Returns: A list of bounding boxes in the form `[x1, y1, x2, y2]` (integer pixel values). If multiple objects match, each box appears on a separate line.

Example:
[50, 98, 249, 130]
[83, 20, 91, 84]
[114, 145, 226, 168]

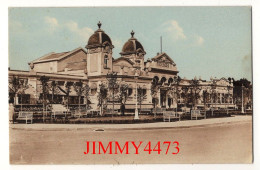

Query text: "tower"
[120, 30, 146, 70]
[85, 21, 114, 76]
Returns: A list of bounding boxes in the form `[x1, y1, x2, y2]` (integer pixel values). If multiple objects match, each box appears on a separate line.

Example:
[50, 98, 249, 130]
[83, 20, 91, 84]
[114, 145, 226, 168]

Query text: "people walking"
[120, 103, 125, 116]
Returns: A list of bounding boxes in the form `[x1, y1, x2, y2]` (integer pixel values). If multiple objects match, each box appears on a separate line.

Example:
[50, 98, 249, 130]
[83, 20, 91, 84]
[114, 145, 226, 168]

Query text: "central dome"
[120, 30, 145, 55]
[86, 21, 113, 49]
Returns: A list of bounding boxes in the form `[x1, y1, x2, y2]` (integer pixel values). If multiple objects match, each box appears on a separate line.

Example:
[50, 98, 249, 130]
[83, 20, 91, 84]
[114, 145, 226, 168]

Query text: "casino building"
[8, 22, 235, 114]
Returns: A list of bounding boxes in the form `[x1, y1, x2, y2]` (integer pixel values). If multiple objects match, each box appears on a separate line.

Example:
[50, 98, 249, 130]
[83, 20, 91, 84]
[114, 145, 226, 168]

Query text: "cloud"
[44, 16, 59, 32]
[163, 20, 186, 41]
[9, 20, 23, 33]
[65, 21, 93, 40]
[193, 35, 204, 46]
[43, 16, 94, 43]
[113, 39, 123, 48]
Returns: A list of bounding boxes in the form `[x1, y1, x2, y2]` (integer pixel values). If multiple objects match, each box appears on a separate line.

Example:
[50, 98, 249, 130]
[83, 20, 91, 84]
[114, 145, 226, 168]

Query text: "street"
[10, 117, 252, 164]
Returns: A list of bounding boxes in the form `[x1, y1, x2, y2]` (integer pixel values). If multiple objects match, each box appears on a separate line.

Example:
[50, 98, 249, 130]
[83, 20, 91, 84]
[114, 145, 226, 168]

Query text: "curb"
[10, 118, 252, 132]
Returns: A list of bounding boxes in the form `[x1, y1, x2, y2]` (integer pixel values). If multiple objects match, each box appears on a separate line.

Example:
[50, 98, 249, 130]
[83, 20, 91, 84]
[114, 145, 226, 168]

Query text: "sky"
[8, 7, 252, 81]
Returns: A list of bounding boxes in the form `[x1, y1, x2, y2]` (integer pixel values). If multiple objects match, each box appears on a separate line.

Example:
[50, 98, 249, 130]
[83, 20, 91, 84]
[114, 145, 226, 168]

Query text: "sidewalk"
[10, 115, 252, 131]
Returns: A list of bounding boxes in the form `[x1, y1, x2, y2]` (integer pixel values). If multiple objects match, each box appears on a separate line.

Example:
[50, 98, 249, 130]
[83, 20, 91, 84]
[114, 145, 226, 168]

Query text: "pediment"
[217, 78, 229, 85]
[152, 53, 176, 66]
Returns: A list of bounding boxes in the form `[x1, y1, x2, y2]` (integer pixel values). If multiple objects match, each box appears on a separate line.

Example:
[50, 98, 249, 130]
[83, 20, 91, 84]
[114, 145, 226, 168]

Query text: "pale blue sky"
[9, 7, 252, 81]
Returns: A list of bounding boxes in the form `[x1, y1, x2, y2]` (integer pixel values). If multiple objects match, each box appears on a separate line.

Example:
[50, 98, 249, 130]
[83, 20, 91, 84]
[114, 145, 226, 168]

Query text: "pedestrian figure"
[120, 103, 125, 116]
[9, 103, 14, 124]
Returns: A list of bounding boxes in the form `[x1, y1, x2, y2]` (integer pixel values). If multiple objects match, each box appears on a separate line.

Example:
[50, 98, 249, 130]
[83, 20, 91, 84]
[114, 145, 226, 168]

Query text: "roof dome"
[120, 30, 145, 55]
[86, 21, 113, 49]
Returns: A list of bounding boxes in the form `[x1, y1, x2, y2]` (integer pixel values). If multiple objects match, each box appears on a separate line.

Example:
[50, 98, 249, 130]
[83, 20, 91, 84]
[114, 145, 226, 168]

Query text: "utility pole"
[134, 71, 139, 120]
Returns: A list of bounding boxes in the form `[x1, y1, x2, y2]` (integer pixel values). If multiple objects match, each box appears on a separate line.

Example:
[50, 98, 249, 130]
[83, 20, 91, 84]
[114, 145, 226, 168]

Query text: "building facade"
[8, 22, 235, 113]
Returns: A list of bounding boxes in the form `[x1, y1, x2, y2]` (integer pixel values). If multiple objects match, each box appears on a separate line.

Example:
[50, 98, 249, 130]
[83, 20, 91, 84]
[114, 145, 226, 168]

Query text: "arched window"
[143, 89, 147, 95]
[91, 89, 97, 95]
[168, 78, 173, 84]
[160, 77, 167, 84]
[153, 76, 159, 84]
[128, 88, 133, 96]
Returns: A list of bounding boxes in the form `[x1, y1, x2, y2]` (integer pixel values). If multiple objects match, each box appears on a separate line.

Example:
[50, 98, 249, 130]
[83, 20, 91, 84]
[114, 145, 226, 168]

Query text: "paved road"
[10, 118, 252, 164]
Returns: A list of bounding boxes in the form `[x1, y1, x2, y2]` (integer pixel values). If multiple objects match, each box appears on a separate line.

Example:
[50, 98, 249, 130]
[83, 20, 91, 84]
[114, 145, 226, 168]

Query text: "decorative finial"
[97, 21, 102, 29]
[131, 30, 135, 38]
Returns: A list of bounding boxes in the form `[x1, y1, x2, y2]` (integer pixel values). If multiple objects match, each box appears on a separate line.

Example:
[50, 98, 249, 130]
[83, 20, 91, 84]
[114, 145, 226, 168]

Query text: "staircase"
[52, 104, 68, 112]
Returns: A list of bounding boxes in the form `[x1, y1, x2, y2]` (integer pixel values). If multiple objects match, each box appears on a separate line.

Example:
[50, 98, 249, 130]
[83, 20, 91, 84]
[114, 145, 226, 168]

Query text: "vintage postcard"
[8, 7, 252, 164]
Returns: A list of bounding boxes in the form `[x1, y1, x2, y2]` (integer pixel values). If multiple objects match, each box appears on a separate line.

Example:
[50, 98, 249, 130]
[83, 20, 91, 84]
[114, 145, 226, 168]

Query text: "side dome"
[86, 21, 113, 49]
[87, 32, 112, 46]
[120, 30, 146, 55]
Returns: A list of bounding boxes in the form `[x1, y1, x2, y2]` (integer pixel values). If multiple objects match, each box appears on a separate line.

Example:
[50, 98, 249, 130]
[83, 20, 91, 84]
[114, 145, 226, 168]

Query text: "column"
[134, 80, 139, 120]
[15, 94, 19, 105]
[166, 95, 169, 108]
[158, 88, 161, 108]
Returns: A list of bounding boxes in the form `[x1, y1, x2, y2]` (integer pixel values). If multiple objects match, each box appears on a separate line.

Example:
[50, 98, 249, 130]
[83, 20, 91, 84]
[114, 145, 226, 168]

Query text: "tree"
[49, 80, 59, 104]
[18, 79, 29, 111]
[202, 89, 210, 110]
[181, 86, 190, 108]
[39, 76, 50, 122]
[64, 81, 73, 114]
[84, 84, 90, 109]
[97, 82, 108, 116]
[190, 78, 202, 110]
[246, 84, 253, 110]
[209, 79, 218, 116]
[172, 76, 182, 111]
[232, 78, 252, 110]
[118, 83, 129, 104]
[73, 80, 84, 111]
[9, 76, 22, 106]
[137, 86, 146, 114]
[57, 81, 73, 115]
[107, 72, 118, 116]
[151, 77, 160, 108]
[225, 82, 232, 115]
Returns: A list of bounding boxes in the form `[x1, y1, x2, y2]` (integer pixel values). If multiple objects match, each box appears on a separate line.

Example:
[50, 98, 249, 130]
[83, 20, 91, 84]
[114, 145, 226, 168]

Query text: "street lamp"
[134, 71, 139, 120]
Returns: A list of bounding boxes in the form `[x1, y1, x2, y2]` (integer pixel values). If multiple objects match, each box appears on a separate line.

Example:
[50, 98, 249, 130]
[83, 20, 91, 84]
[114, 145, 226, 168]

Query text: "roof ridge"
[31, 47, 86, 64]
[29, 52, 55, 64]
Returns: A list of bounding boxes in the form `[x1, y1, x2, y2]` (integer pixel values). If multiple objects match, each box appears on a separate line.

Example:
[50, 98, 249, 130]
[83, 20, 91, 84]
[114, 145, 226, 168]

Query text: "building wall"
[33, 61, 57, 73]
[57, 50, 87, 72]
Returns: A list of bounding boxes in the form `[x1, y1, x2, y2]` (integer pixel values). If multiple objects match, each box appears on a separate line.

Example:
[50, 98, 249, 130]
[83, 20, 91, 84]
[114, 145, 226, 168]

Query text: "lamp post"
[134, 71, 139, 120]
